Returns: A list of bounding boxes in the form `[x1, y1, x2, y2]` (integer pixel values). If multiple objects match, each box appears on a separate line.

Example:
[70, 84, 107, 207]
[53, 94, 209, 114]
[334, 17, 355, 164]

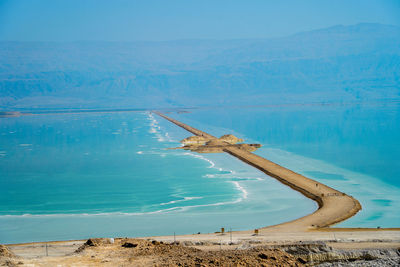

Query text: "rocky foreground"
[2, 238, 400, 266]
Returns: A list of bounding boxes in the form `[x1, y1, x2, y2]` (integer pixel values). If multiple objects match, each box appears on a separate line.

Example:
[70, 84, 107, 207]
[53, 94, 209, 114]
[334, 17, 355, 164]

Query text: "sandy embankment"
[154, 111, 362, 232]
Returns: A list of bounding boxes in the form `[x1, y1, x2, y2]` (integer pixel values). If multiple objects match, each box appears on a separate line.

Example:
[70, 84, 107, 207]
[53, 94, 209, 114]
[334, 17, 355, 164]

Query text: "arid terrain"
[2, 234, 400, 267]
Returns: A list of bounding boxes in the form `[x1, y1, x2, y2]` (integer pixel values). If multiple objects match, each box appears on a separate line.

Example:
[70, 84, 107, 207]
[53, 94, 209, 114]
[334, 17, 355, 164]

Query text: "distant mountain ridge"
[0, 23, 399, 109]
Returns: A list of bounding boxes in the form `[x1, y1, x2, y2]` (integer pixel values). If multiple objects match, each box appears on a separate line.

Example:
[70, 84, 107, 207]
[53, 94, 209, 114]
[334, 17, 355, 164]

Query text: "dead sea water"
[0, 111, 314, 244]
[1, 102, 399, 244]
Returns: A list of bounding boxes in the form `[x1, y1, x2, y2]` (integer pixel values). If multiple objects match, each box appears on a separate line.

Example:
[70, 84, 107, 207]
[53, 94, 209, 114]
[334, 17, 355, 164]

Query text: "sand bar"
[154, 111, 362, 232]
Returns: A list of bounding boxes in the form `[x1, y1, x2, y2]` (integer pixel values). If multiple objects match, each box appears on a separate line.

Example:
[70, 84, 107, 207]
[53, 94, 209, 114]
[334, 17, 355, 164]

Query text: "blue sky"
[0, 0, 399, 41]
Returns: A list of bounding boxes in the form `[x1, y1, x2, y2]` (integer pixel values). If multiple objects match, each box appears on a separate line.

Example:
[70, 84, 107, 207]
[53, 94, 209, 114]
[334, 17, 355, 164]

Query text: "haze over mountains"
[0, 23, 399, 110]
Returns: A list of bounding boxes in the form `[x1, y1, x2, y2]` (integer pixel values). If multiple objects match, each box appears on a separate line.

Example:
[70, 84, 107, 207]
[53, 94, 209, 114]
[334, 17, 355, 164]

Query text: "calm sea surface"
[0, 103, 399, 243]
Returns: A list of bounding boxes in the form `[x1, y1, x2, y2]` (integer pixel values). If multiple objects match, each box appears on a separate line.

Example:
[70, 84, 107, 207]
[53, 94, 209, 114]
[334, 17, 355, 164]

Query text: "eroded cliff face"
[279, 242, 400, 266]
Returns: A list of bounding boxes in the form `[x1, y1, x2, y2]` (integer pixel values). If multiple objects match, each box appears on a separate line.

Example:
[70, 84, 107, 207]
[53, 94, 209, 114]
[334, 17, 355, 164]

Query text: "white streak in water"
[0, 197, 244, 218]
[160, 196, 203, 206]
[232, 181, 248, 199]
[182, 152, 215, 168]
[19, 144, 32, 147]
[146, 113, 173, 143]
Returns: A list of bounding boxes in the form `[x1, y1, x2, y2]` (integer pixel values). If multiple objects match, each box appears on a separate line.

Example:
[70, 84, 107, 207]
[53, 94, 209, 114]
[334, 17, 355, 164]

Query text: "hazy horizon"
[0, 22, 398, 44]
[1, 0, 400, 42]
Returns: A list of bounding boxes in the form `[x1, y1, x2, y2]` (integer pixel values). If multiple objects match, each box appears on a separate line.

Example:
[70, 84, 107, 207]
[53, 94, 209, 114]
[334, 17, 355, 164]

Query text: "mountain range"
[0, 23, 399, 110]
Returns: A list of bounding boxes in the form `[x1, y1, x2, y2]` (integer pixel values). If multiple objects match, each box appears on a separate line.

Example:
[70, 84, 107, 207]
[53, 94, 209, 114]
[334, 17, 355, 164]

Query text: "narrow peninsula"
[154, 111, 362, 232]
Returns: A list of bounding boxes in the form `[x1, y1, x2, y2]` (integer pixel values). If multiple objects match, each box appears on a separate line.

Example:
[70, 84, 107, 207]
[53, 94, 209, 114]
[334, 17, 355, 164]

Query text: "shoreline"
[4, 230, 400, 266]
[5, 227, 400, 247]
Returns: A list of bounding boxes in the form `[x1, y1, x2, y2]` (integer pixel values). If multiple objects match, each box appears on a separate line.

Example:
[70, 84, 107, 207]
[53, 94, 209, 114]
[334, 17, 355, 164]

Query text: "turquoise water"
[0, 103, 399, 244]
[0, 111, 314, 244]
[0, 113, 238, 215]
